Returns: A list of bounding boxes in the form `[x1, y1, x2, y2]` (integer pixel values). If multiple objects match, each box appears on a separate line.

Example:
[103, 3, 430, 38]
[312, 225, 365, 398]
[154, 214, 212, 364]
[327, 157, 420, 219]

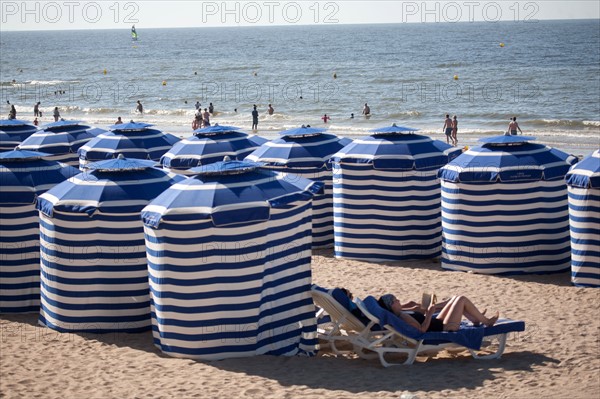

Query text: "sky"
[1, 0, 599, 31]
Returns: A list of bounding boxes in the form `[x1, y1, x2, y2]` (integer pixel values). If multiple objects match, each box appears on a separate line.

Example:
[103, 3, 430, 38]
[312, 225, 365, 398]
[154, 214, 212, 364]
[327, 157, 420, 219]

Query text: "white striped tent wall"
[144, 201, 317, 360]
[441, 179, 571, 274]
[260, 167, 333, 249]
[568, 186, 600, 287]
[0, 205, 41, 313]
[332, 163, 442, 261]
[38, 211, 151, 332]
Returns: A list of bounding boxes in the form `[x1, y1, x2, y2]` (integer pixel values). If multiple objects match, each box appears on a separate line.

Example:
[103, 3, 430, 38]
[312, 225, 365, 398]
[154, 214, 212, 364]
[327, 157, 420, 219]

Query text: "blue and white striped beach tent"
[36, 156, 184, 332]
[0, 150, 78, 313]
[330, 124, 462, 261]
[141, 159, 322, 360]
[17, 119, 105, 166]
[0, 119, 38, 151]
[245, 125, 351, 248]
[566, 149, 600, 286]
[79, 121, 180, 169]
[438, 134, 578, 274]
[160, 124, 266, 175]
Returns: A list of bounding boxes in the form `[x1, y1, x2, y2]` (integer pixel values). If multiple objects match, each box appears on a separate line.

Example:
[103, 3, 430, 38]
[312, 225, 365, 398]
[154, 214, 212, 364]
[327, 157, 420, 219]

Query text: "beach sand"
[1, 250, 598, 399]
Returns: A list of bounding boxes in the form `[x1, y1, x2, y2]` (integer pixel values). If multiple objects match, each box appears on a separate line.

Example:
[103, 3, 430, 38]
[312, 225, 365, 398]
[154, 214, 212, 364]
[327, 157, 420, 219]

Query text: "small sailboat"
[131, 25, 138, 41]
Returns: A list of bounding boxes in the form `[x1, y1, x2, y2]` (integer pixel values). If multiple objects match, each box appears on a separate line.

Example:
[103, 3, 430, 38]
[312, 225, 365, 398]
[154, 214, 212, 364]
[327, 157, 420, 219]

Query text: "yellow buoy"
[162, 80, 167, 86]
[500, 42, 505, 47]
[103, 69, 107, 75]
[453, 74, 459, 80]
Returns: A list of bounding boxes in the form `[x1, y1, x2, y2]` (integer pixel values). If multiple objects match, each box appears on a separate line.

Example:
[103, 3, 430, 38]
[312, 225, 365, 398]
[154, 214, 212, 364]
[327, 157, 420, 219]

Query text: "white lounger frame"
[354, 298, 510, 367]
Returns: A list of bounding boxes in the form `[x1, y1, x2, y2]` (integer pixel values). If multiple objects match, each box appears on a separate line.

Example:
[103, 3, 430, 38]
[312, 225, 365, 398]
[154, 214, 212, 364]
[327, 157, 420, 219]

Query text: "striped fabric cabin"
[330, 125, 461, 262]
[438, 135, 578, 275]
[141, 160, 322, 360]
[78, 121, 179, 169]
[566, 149, 600, 287]
[0, 119, 38, 151]
[160, 124, 266, 174]
[36, 156, 184, 332]
[0, 150, 78, 313]
[246, 126, 351, 248]
[17, 119, 105, 166]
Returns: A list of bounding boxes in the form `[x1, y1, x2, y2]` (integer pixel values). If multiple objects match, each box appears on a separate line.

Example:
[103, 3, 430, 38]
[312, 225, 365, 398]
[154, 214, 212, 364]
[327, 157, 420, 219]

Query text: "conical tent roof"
[438, 135, 578, 182]
[161, 124, 266, 170]
[245, 126, 351, 167]
[79, 121, 180, 165]
[566, 149, 600, 188]
[0, 150, 78, 205]
[142, 160, 323, 228]
[331, 125, 461, 170]
[0, 119, 38, 144]
[17, 120, 105, 159]
[37, 156, 185, 217]
[0, 130, 20, 152]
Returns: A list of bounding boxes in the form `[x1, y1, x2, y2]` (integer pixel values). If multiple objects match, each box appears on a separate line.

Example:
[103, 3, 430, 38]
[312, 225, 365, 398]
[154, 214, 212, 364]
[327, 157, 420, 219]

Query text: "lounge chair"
[354, 296, 526, 367]
[311, 286, 382, 358]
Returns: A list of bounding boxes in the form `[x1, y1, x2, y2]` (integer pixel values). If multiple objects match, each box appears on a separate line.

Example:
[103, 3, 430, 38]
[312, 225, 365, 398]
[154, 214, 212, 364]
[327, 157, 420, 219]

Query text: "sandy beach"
[1, 249, 598, 399]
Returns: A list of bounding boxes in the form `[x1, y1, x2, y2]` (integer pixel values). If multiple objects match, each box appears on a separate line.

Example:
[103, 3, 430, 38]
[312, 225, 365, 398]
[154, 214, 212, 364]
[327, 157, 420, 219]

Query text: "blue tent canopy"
[42, 119, 84, 129]
[17, 120, 105, 165]
[143, 160, 323, 228]
[331, 133, 461, 170]
[193, 124, 244, 135]
[0, 119, 38, 147]
[161, 125, 266, 171]
[37, 157, 184, 217]
[277, 125, 327, 138]
[109, 121, 154, 131]
[79, 125, 180, 166]
[370, 123, 419, 135]
[246, 130, 351, 168]
[0, 150, 78, 205]
[566, 149, 600, 188]
[439, 136, 578, 182]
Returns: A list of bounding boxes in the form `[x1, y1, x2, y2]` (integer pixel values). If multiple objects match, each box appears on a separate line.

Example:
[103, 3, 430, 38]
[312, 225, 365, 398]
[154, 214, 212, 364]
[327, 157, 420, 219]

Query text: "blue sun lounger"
[354, 296, 526, 367]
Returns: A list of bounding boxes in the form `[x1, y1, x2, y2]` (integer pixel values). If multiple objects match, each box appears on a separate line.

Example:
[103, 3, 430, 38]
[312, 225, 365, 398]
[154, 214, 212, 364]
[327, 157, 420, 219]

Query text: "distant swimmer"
[362, 103, 371, 117]
[8, 104, 16, 120]
[507, 116, 523, 135]
[321, 114, 330, 123]
[33, 101, 41, 117]
[136, 100, 143, 115]
[195, 101, 201, 110]
[267, 104, 274, 115]
[115, 116, 123, 124]
[251, 105, 259, 130]
[209, 102, 214, 114]
[443, 114, 453, 145]
[350, 113, 354, 119]
[53, 106, 60, 122]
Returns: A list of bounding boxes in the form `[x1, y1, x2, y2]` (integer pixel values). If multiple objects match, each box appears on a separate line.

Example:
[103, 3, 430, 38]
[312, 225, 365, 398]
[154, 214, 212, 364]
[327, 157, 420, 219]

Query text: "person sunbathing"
[378, 294, 498, 333]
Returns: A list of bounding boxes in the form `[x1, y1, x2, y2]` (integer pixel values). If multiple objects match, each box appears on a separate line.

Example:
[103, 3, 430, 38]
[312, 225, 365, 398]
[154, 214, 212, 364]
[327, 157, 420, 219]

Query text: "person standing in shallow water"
[443, 114, 453, 145]
[251, 105, 259, 130]
[508, 117, 523, 135]
[451, 115, 458, 146]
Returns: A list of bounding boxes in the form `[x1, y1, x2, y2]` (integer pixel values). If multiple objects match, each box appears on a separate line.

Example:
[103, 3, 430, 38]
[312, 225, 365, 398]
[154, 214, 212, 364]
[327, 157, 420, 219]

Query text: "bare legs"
[436, 296, 499, 331]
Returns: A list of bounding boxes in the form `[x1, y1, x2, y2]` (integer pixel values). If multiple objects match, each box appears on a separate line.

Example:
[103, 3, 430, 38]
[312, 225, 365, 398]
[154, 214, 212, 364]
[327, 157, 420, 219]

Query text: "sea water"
[1, 20, 598, 155]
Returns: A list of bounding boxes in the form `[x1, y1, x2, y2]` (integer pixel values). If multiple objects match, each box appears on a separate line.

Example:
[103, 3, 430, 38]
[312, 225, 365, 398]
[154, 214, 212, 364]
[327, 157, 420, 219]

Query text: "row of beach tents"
[1, 118, 598, 360]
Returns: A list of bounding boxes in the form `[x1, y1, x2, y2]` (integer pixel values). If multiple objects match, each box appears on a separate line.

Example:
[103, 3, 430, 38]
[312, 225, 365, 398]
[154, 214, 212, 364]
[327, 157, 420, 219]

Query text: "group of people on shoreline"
[7, 101, 62, 126]
[443, 114, 523, 147]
